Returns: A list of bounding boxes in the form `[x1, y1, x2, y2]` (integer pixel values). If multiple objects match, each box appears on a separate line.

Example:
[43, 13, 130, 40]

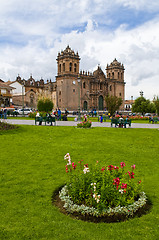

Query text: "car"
[128, 113, 136, 116]
[144, 113, 151, 117]
[18, 108, 32, 115]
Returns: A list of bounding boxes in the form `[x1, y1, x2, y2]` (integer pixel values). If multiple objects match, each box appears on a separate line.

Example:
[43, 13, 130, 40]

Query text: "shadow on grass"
[52, 186, 152, 223]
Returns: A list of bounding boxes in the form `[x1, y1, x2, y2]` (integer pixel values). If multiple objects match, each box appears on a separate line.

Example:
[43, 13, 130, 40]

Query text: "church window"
[69, 62, 72, 71]
[109, 73, 110, 78]
[73, 89, 75, 92]
[83, 82, 85, 88]
[112, 72, 114, 78]
[59, 91, 61, 95]
[30, 80, 34, 85]
[121, 73, 123, 79]
[118, 72, 119, 79]
[119, 92, 121, 96]
[110, 85, 112, 91]
[100, 83, 102, 90]
[59, 64, 61, 72]
[63, 63, 65, 71]
[74, 63, 77, 72]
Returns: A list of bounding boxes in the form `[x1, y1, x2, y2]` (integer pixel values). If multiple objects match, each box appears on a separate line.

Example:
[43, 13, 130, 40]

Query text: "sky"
[0, 0, 159, 100]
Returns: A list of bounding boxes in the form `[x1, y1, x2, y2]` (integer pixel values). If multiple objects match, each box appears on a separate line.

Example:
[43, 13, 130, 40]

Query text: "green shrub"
[28, 112, 36, 118]
[37, 98, 53, 112]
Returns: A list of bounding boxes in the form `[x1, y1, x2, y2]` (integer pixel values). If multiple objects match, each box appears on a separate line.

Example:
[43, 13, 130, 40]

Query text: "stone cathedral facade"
[7, 45, 125, 111]
[56, 45, 125, 111]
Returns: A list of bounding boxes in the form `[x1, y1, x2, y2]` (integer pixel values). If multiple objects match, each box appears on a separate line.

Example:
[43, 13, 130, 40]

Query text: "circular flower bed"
[59, 185, 147, 218]
[53, 153, 150, 222]
[77, 115, 92, 128]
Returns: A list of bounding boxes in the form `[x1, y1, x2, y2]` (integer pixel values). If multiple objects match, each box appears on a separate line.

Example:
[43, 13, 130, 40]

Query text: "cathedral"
[5, 45, 125, 111]
[56, 45, 125, 111]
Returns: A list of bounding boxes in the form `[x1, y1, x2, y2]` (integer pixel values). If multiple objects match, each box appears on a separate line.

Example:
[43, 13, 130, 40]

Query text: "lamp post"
[77, 76, 81, 121]
[140, 90, 143, 97]
[87, 90, 89, 114]
[22, 82, 24, 116]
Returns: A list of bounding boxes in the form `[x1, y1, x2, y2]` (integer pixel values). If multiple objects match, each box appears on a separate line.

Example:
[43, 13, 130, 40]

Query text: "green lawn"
[0, 126, 159, 240]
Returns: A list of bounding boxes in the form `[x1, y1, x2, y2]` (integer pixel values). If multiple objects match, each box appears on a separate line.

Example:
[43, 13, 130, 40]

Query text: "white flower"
[83, 166, 90, 174]
[119, 189, 124, 194]
[64, 153, 71, 165]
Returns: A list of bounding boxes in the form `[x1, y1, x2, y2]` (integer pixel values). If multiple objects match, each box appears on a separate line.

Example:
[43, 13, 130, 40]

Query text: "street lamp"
[140, 90, 144, 97]
[87, 90, 89, 114]
[22, 81, 25, 116]
[77, 76, 81, 121]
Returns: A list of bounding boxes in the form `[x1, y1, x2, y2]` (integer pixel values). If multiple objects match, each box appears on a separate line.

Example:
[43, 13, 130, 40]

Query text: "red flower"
[138, 180, 141, 184]
[128, 171, 135, 179]
[108, 165, 114, 171]
[121, 183, 127, 189]
[114, 166, 119, 170]
[120, 162, 126, 168]
[101, 167, 105, 171]
[113, 177, 120, 190]
[72, 162, 77, 170]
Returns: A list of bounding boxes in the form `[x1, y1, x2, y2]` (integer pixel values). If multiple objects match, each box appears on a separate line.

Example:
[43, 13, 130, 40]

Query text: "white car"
[18, 108, 32, 115]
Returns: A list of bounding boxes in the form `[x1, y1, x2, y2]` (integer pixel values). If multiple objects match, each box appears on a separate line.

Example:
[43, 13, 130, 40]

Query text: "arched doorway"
[98, 95, 103, 110]
[83, 101, 87, 110]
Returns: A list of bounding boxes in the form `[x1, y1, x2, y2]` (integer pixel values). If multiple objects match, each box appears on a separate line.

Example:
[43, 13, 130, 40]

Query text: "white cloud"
[0, 0, 159, 100]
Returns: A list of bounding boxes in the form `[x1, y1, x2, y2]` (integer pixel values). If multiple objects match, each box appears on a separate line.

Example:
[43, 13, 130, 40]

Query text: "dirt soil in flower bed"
[0, 121, 18, 131]
[52, 187, 152, 223]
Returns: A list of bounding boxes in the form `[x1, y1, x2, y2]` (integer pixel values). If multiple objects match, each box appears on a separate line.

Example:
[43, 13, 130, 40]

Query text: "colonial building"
[0, 80, 14, 107]
[9, 75, 56, 109]
[4, 45, 125, 111]
[56, 45, 125, 111]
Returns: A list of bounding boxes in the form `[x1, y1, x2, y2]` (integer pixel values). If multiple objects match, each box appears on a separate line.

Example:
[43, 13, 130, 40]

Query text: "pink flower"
[120, 162, 126, 168]
[131, 164, 135, 170]
[114, 166, 119, 170]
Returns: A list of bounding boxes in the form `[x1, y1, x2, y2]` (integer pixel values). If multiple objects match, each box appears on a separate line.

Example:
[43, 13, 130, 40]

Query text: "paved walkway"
[2, 119, 159, 129]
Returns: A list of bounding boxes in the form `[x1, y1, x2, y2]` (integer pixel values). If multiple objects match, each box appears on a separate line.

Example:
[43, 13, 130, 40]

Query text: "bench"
[149, 117, 159, 124]
[111, 118, 131, 128]
[111, 118, 118, 127]
[35, 116, 56, 126]
[123, 119, 131, 128]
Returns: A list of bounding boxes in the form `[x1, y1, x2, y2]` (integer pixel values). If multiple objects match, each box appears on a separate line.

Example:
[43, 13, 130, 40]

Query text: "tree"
[105, 95, 122, 116]
[153, 96, 159, 115]
[37, 97, 53, 112]
[132, 97, 156, 114]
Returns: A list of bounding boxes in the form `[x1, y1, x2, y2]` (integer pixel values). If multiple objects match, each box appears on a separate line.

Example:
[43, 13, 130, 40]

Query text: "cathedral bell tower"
[56, 46, 80, 110]
[106, 58, 125, 109]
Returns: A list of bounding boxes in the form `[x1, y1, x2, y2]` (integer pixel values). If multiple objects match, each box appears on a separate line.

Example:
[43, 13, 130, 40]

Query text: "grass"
[0, 125, 159, 240]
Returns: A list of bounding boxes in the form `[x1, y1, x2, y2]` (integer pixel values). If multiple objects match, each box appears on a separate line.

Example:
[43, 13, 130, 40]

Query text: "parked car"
[18, 108, 32, 115]
[144, 113, 151, 117]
